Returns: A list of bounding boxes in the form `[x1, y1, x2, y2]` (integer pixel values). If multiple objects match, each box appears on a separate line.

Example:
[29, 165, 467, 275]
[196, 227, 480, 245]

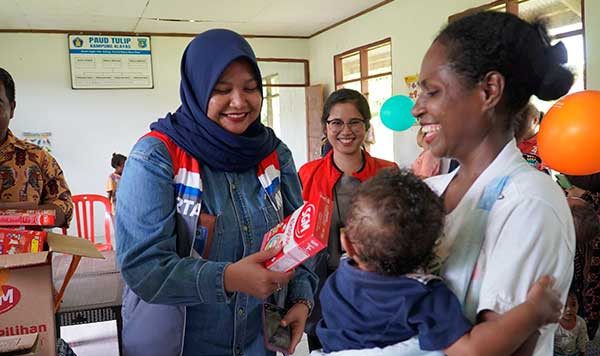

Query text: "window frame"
[257, 58, 310, 87]
[448, 0, 586, 89]
[261, 74, 280, 128]
[333, 38, 392, 96]
[449, 0, 519, 22]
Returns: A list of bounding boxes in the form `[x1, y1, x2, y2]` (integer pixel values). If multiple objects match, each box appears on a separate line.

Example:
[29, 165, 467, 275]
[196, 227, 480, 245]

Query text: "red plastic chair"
[62, 194, 113, 251]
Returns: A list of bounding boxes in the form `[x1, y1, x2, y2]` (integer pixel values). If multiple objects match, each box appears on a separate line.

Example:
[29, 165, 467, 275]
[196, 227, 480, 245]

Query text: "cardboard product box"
[0, 233, 104, 356]
[261, 195, 332, 272]
[0, 210, 56, 227]
[0, 229, 47, 255]
[0, 333, 39, 355]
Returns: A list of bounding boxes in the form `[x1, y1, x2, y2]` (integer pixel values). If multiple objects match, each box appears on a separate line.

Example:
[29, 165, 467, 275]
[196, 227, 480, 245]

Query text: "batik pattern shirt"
[0, 130, 72, 226]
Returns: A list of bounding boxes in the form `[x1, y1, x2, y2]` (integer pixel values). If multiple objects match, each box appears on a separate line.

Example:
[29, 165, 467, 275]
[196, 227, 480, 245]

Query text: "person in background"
[515, 103, 548, 173]
[0, 67, 72, 228]
[116, 29, 316, 356]
[411, 126, 441, 179]
[298, 88, 397, 351]
[568, 173, 600, 194]
[566, 173, 600, 213]
[412, 11, 575, 355]
[554, 290, 589, 356]
[569, 197, 600, 339]
[0, 68, 75, 355]
[106, 152, 126, 214]
[316, 169, 562, 355]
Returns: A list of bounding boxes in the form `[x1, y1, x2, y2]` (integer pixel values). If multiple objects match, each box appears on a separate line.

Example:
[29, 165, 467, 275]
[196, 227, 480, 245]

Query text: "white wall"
[277, 87, 308, 167]
[0, 33, 309, 196]
[585, 0, 600, 90]
[308, 0, 600, 168]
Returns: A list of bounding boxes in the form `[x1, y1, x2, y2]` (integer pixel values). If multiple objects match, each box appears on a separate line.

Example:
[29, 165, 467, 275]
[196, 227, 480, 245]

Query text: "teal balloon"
[380, 95, 416, 131]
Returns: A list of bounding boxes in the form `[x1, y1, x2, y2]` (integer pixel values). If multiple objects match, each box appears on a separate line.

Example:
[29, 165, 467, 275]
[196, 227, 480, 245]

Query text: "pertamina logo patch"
[294, 204, 315, 239]
[0, 285, 21, 315]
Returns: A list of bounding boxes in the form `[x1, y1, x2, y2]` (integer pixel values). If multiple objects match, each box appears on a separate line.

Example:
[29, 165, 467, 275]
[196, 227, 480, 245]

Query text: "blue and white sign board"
[68, 35, 153, 89]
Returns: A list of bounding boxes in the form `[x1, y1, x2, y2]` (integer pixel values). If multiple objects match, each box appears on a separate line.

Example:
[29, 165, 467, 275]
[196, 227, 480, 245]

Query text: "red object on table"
[0, 209, 55, 226]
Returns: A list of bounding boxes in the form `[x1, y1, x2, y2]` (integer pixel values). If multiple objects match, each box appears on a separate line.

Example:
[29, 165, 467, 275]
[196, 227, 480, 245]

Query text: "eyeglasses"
[326, 119, 366, 133]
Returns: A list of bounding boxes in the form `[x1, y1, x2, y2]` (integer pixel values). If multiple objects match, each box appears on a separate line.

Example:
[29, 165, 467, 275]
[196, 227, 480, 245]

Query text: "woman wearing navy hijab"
[116, 29, 317, 356]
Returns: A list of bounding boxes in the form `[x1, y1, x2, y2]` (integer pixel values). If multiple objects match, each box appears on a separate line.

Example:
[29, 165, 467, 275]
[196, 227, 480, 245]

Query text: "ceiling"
[519, 0, 582, 31]
[0, 0, 390, 37]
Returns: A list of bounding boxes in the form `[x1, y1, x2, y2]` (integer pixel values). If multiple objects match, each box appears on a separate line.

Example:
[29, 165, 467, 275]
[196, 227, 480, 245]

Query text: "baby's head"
[342, 168, 445, 276]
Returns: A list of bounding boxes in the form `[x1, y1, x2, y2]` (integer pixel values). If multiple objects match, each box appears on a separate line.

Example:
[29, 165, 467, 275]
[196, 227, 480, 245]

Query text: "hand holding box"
[261, 195, 332, 272]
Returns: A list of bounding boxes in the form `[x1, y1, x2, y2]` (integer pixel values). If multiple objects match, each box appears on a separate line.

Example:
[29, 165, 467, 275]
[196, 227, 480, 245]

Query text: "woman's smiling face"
[325, 102, 367, 156]
[411, 41, 489, 160]
[206, 59, 262, 135]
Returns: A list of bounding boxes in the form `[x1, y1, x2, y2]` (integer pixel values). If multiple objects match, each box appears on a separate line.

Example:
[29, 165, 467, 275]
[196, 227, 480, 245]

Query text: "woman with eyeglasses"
[298, 88, 397, 351]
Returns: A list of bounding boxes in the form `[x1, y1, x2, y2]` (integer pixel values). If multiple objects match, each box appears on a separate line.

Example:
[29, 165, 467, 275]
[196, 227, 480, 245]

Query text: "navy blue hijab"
[150, 29, 280, 172]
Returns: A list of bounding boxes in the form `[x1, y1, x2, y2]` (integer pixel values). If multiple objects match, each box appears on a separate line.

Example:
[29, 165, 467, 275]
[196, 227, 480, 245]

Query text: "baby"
[316, 168, 562, 355]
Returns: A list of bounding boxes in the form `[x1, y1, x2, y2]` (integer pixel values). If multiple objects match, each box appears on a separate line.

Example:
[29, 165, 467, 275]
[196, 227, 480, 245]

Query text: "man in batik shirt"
[0, 67, 72, 227]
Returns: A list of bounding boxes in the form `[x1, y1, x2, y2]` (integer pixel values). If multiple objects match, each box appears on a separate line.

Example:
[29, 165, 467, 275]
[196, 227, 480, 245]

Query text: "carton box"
[0, 333, 38, 355]
[0, 229, 47, 255]
[0, 210, 56, 227]
[261, 195, 332, 272]
[0, 233, 104, 356]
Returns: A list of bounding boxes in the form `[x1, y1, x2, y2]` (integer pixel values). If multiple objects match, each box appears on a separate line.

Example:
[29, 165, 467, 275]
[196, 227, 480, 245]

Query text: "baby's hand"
[525, 275, 562, 326]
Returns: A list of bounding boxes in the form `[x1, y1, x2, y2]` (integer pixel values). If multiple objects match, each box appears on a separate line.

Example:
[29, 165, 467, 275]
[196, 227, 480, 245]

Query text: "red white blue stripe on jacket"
[257, 150, 283, 214]
[175, 167, 203, 217]
[144, 131, 283, 254]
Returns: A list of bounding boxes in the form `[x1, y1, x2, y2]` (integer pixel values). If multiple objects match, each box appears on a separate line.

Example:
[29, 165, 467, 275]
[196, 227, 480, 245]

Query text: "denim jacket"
[116, 136, 317, 356]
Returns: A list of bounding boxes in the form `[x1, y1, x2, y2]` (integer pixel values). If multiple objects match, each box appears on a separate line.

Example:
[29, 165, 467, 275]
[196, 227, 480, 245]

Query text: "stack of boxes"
[0, 210, 55, 255]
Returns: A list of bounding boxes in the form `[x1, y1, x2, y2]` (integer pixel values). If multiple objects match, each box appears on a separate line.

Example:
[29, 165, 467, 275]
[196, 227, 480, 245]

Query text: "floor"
[61, 322, 311, 356]
[61, 321, 119, 356]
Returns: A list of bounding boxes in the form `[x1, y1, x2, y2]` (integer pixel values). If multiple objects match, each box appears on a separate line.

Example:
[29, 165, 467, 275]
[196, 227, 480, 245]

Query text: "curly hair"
[111, 153, 127, 169]
[344, 168, 445, 276]
[436, 11, 573, 130]
[570, 201, 600, 244]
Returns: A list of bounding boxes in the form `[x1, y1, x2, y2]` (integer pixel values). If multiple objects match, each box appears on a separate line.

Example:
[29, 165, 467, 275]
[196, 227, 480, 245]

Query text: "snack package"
[0, 209, 56, 226]
[0, 228, 47, 255]
[261, 195, 332, 272]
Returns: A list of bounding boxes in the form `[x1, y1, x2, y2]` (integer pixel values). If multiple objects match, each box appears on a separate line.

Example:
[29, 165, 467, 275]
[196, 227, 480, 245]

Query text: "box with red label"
[0, 233, 104, 355]
[0, 229, 47, 255]
[261, 195, 332, 272]
[0, 210, 55, 227]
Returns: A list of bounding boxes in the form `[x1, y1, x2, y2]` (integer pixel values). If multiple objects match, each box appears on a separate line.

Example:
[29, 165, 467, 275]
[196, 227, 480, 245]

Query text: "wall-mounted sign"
[68, 35, 153, 89]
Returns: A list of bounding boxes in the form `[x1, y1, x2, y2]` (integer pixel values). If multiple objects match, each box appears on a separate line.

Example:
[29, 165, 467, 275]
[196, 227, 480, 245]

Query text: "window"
[334, 39, 394, 161]
[518, 0, 585, 111]
[261, 74, 280, 131]
[448, 0, 517, 22]
[450, 0, 585, 112]
[257, 58, 309, 136]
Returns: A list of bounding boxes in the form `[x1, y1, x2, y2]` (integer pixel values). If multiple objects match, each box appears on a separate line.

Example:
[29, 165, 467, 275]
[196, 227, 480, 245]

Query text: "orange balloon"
[538, 90, 600, 175]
